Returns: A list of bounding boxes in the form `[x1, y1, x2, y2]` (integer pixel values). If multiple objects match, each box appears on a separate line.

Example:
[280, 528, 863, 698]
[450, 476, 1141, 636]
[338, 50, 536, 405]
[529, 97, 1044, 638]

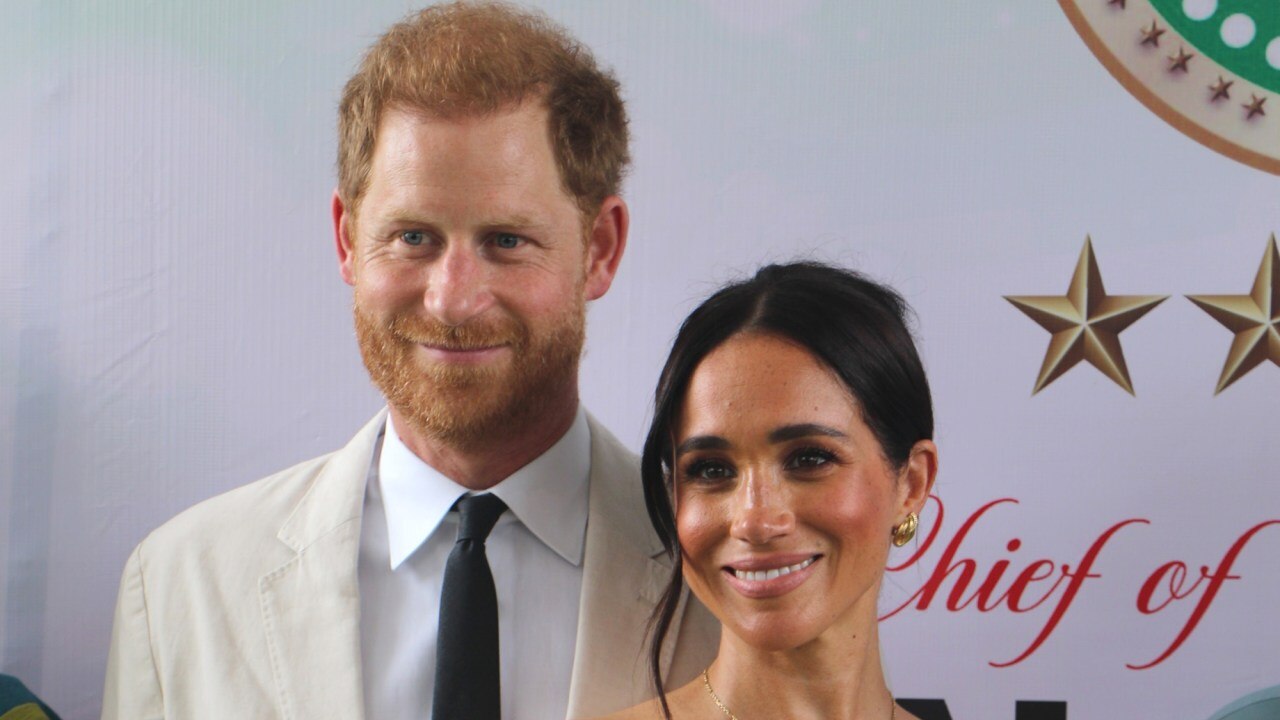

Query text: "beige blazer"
[102, 410, 718, 719]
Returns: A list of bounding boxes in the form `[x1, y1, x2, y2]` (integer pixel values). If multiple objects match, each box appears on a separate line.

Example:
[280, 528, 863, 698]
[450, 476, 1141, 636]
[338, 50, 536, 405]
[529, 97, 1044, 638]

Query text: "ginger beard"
[354, 288, 586, 449]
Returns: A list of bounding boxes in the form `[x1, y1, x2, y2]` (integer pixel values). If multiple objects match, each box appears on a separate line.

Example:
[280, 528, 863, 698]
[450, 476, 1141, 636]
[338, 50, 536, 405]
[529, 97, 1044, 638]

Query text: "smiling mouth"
[419, 343, 504, 352]
[727, 556, 819, 582]
[411, 343, 511, 367]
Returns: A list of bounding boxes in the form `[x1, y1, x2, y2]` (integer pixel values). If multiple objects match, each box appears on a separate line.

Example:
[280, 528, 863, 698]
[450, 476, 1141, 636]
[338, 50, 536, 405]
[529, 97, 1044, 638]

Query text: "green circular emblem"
[1061, 0, 1280, 174]
[1150, 0, 1280, 92]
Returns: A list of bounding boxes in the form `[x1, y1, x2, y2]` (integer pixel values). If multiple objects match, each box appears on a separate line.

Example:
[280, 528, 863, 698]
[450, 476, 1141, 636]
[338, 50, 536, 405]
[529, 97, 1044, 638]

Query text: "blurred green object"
[1207, 685, 1280, 720]
[0, 676, 60, 720]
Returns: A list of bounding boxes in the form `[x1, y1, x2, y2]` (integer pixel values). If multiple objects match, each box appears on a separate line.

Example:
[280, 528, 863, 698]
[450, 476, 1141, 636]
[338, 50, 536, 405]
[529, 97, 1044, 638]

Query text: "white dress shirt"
[358, 408, 590, 720]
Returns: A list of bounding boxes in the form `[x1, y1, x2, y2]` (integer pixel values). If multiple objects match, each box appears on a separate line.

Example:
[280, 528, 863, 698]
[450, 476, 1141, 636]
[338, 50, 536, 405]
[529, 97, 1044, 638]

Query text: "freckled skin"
[607, 331, 937, 720]
[352, 103, 592, 309]
[675, 332, 905, 652]
[330, 101, 628, 487]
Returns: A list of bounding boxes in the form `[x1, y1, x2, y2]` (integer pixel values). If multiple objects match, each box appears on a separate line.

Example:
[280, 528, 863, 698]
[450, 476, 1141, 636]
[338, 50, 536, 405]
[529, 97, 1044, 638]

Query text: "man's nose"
[729, 473, 795, 545]
[423, 244, 496, 326]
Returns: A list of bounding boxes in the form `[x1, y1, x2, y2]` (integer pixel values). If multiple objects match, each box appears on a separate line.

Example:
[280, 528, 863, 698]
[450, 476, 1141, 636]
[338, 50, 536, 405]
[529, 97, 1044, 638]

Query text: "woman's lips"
[721, 554, 822, 599]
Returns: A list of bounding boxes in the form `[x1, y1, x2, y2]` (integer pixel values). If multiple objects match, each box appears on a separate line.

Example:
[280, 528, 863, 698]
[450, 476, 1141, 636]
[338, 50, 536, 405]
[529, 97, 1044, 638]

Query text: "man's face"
[336, 102, 619, 447]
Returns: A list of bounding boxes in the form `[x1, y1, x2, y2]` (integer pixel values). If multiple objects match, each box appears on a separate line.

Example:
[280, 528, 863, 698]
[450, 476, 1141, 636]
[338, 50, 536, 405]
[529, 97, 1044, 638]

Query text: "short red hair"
[337, 1, 630, 217]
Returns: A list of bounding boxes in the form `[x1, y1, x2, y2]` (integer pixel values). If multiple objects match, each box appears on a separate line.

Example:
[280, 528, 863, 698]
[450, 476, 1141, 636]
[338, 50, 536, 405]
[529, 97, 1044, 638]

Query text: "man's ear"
[583, 196, 629, 301]
[896, 439, 939, 519]
[333, 189, 357, 286]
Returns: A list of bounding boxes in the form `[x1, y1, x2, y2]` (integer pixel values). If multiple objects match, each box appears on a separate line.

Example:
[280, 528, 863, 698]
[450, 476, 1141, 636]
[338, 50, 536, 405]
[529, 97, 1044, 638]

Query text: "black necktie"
[433, 493, 507, 720]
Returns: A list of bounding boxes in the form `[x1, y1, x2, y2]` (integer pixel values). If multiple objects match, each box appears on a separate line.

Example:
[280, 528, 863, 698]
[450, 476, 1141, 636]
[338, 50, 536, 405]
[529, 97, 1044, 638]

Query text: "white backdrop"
[2, 2, 1278, 718]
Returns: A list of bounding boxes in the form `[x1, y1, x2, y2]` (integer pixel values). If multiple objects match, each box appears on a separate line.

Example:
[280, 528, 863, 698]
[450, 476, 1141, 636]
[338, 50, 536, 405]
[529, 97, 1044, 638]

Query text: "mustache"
[386, 314, 524, 350]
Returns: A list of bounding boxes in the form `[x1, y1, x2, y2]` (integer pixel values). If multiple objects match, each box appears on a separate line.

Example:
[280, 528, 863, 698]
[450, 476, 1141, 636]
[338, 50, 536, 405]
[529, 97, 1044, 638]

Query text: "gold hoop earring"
[891, 513, 918, 547]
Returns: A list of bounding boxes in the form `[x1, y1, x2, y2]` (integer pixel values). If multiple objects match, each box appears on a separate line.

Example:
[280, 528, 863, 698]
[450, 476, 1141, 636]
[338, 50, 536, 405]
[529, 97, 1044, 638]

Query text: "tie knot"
[454, 493, 507, 542]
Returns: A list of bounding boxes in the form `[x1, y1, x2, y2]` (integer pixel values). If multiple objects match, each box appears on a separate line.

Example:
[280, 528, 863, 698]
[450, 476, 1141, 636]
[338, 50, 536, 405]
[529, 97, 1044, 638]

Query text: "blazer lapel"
[259, 410, 386, 720]
[565, 416, 693, 719]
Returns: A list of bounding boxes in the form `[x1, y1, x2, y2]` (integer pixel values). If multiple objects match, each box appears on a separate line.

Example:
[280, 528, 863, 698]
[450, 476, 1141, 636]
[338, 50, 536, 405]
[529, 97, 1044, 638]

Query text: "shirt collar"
[378, 407, 591, 570]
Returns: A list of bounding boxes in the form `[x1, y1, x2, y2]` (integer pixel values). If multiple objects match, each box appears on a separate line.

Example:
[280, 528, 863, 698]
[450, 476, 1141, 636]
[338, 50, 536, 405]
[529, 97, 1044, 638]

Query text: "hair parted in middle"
[337, 0, 630, 219]
[640, 261, 935, 719]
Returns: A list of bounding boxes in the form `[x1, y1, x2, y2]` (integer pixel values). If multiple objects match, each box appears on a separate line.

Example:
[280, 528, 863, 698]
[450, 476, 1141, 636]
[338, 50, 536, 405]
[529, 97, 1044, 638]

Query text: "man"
[102, 3, 717, 718]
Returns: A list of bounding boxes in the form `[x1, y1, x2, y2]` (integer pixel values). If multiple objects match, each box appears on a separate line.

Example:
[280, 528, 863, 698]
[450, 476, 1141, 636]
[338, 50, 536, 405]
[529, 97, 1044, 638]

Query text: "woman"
[604, 262, 938, 720]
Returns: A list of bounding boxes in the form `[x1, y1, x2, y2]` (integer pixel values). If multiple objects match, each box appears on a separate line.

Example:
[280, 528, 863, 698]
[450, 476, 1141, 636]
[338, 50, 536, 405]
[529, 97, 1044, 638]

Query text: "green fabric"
[0, 676, 58, 720]
[0, 703, 50, 720]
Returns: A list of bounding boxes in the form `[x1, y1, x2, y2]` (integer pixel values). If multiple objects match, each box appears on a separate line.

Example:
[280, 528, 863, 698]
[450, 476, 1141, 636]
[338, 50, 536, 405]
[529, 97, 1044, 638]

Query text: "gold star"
[1187, 235, 1280, 394]
[1243, 94, 1267, 119]
[1140, 20, 1166, 47]
[1209, 76, 1234, 102]
[1006, 237, 1167, 395]
[1168, 47, 1193, 73]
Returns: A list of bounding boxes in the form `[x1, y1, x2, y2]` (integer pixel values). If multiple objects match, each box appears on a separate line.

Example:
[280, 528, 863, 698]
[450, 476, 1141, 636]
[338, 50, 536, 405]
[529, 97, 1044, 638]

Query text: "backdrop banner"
[2, 2, 1276, 718]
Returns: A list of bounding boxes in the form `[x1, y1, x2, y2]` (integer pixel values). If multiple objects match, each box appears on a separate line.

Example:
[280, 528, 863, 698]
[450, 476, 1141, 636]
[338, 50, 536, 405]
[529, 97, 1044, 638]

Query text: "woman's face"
[674, 332, 914, 651]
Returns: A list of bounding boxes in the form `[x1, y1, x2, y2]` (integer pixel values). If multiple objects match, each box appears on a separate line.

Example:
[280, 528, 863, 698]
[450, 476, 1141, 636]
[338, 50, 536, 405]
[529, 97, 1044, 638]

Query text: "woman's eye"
[787, 448, 835, 470]
[683, 459, 734, 482]
[493, 232, 522, 249]
[400, 231, 426, 246]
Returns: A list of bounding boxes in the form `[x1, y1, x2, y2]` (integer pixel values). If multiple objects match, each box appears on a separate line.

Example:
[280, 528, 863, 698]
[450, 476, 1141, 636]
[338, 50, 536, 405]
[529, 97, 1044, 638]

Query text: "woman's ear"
[897, 439, 939, 517]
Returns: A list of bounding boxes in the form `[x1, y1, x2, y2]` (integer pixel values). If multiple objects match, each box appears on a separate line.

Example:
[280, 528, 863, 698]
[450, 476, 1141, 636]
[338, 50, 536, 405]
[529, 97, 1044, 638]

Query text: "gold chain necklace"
[701, 668, 895, 720]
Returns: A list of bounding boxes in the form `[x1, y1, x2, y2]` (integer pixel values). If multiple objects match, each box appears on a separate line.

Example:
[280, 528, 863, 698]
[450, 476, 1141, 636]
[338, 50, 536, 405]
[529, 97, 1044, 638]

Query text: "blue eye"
[400, 231, 426, 246]
[493, 233, 522, 249]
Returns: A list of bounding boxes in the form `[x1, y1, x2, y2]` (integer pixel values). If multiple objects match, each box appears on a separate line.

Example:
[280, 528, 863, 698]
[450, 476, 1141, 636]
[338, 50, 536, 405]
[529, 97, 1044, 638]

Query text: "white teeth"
[733, 557, 815, 582]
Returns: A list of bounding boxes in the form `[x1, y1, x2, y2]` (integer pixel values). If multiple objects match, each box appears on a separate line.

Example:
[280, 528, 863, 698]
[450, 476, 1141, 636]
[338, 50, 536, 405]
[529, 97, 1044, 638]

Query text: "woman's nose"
[729, 475, 795, 545]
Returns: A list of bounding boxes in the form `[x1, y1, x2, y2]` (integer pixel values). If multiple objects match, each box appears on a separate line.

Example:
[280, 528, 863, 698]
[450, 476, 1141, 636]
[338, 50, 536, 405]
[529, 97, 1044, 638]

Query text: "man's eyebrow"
[488, 214, 538, 229]
[377, 211, 439, 228]
[675, 436, 729, 455]
[767, 423, 847, 443]
[375, 212, 544, 230]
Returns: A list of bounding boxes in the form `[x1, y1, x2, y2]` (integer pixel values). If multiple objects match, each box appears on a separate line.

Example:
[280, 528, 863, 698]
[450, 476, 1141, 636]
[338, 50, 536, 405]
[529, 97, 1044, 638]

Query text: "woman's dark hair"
[642, 261, 934, 717]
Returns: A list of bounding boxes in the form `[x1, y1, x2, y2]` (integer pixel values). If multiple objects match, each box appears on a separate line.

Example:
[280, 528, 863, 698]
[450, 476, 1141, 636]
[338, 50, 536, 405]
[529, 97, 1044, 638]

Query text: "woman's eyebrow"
[675, 435, 729, 455]
[767, 423, 847, 443]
